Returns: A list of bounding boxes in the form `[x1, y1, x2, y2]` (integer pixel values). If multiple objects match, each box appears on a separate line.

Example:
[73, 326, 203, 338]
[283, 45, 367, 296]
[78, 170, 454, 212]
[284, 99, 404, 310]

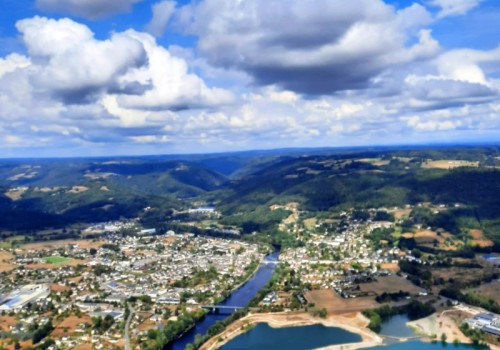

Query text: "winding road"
[124, 304, 135, 350]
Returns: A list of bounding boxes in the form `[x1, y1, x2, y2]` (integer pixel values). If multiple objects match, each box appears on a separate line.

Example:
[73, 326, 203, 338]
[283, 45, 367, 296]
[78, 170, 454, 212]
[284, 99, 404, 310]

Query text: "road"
[124, 304, 135, 350]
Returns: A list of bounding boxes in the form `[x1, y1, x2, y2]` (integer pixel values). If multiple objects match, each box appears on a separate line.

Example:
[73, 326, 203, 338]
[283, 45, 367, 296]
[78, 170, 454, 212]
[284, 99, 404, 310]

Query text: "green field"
[0, 236, 27, 249]
[44, 256, 71, 264]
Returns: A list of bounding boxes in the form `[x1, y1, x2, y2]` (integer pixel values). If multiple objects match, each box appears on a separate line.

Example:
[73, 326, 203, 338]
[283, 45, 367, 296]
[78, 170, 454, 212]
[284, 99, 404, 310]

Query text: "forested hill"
[215, 148, 500, 246]
[0, 146, 499, 242]
[0, 158, 227, 230]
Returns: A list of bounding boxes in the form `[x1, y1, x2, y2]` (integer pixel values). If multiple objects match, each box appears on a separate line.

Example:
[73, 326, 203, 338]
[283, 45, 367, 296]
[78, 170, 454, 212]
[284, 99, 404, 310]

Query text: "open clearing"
[304, 218, 317, 230]
[422, 160, 479, 169]
[403, 230, 461, 251]
[52, 315, 92, 337]
[380, 263, 400, 273]
[44, 256, 72, 264]
[359, 275, 424, 295]
[393, 208, 411, 220]
[432, 265, 488, 292]
[305, 289, 378, 313]
[34, 186, 60, 193]
[469, 229, 494, 248]
[473, 280, 500, 305]
[0, 251, 16, 272]
[22, 239, 104, 251]
[358, 158, 390, 166]
[68, 186, 89, 193]
[4, 187, 28, 201]
[26, 258, 89, 269]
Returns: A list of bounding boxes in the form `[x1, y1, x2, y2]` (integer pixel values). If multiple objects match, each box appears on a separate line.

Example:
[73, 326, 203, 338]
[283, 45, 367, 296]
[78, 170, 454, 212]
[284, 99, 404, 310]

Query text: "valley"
[0, 146, 499, 349]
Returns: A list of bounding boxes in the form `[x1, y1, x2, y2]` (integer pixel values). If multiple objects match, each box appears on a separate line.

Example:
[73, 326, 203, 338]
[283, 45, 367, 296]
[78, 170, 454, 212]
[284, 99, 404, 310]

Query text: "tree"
[441, 333, 447, 343]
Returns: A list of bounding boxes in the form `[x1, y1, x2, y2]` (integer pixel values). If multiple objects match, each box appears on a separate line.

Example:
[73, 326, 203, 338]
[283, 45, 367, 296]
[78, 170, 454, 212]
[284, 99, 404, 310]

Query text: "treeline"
[363, 301, 436, 332]
[375, 291, 410, 303]
[440, 287, 500, 314]
[140, 310, 206, 350]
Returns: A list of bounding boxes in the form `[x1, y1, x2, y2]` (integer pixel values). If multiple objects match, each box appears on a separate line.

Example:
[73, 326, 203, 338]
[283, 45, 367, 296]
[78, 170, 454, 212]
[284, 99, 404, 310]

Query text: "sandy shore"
[408, 310, 470, 344]
[408, 308, 500, 350]
[199, 311, 383, 350]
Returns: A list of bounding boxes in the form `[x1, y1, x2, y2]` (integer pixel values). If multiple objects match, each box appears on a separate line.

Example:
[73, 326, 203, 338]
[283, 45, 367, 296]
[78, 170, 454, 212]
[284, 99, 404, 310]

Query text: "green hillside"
[0, 146, 499, 246]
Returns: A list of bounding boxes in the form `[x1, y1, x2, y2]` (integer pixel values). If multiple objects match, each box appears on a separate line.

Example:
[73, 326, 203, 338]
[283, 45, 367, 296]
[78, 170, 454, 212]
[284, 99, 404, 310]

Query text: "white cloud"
[0, 16, 237, 154]
[1, 3, 499, 155]
[430, 0, 483, 18]
[35, 0, 141, 19]
[16, 17, 149, 103]
[407, 115, 463, 131]
[115, 30, 234, 110]
[146, 1, 176, 37]
[0, 54, 31, 78]
[176, 0, 436, 95]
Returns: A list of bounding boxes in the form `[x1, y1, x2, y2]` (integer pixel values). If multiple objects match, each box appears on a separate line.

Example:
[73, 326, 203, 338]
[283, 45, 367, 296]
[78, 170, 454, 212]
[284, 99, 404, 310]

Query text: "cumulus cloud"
[176, 0, 437, 95]
[35, 0, 141, 19]
[0, 16, 237, 153]
[114, 30, 234, 111]
[146, 1, 176, 37]
[3, 17, 231, 109]
[0, 54, 30, 78]
[430, 0, 483, 18]
[16, 17, 149, 103]
[1, 2, 499, 155]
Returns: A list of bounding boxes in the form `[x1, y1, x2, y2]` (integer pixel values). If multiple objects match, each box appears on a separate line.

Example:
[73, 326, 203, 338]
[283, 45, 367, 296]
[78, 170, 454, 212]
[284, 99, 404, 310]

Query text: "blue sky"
[0, 0, 499, 157]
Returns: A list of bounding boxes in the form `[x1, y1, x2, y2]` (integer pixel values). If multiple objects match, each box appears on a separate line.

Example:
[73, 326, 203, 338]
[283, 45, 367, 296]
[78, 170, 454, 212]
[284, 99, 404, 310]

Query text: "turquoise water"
[219, 323, 362, 350]
[219, 314, 488, 350]
[379, 314, 414, 338]
[367, 340, 488, 349]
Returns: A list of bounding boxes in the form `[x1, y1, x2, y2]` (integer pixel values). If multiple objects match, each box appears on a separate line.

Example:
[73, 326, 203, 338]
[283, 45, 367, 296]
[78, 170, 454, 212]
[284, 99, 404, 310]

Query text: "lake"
[367, 340, 488, 350]
[219, 323, 362, 350]
[218, 314, 488, 350]
[378, 314, 415, 338]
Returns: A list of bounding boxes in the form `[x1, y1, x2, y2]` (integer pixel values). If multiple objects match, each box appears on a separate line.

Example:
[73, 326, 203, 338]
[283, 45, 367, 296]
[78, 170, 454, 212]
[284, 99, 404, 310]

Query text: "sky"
[0, 0, 499, 157]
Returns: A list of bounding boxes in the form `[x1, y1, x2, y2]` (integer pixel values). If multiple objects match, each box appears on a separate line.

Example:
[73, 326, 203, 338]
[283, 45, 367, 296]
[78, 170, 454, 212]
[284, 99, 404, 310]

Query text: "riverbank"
[227, 252, 267, 298]
[199, 311, 383, 350]
[169, 250, 280, 350]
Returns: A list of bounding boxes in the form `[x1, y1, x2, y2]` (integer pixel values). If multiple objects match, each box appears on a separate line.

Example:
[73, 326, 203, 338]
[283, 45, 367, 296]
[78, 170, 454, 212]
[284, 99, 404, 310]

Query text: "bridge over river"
[199, 305, 261, 314]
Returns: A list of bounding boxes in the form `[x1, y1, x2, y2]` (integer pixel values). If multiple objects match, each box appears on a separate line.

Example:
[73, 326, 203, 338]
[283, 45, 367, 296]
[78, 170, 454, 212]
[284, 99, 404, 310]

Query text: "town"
[0, 190, 499, 350]
[0, 229, 265, 349]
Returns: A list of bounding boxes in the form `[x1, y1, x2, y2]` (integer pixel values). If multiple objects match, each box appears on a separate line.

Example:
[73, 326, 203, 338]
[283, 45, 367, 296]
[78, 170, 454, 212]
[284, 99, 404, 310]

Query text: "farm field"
[402, 230, 461, 251]
[473, 281, 500, 305]
[468, 229, 494, 248]
[359, 275, 424, 295]
[0, 251, 16, 272]
[52, 315, 92, 338]
[44, 256, 72, 264]
[422, 160, 479, 169]
[431, 265, 490, 293]
[304, 289, 378, 313]
[26, 258, 89, 269]
[22, 239, 104, 251]
[358, 158, 390, 166]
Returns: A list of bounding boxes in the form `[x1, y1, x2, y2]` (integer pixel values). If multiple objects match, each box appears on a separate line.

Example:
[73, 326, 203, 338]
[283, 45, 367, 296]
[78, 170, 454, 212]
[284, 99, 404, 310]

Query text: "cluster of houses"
[0, 231, 264, 348]
[280, 214, 400, 292]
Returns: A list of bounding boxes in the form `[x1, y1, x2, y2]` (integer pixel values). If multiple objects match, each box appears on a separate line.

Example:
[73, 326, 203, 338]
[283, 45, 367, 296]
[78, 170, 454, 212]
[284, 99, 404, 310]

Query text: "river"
[168, 250, 280, 350]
